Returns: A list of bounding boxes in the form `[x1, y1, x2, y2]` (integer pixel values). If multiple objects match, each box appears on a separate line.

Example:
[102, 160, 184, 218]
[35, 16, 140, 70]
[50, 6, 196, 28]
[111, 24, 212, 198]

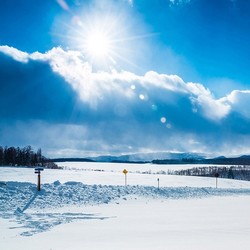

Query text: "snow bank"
[1, 180, 250, 236]
[1, 181, 250, 214]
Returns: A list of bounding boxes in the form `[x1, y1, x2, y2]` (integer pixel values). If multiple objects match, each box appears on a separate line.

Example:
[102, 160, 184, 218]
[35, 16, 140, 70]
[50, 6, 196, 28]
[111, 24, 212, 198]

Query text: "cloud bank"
[0, 45, 250, 157]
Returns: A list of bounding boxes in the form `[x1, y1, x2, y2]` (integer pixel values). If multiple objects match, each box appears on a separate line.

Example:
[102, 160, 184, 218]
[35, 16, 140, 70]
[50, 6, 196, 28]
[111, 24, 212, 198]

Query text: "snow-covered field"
[1, 162, 250, 250]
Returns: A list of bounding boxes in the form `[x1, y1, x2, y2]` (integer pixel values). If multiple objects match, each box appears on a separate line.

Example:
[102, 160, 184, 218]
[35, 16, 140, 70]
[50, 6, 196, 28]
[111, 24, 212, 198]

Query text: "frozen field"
[1, 162, 250, 250]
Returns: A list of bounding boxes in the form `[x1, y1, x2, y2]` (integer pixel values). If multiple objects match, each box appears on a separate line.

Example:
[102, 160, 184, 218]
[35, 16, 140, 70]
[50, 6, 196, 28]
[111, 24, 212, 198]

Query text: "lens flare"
[151, 104, 158, 111]
[139, 94, 145, 100]
[160, 117, 167, 123]
[166, 123, 172, 129]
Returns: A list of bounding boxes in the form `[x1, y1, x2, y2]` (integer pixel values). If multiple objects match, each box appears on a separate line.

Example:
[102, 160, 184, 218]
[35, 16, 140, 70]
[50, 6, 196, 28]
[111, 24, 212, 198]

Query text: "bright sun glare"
[85, 30, 111, 58]
[64, 7, 154, 69]
[64, 9, 134, 68]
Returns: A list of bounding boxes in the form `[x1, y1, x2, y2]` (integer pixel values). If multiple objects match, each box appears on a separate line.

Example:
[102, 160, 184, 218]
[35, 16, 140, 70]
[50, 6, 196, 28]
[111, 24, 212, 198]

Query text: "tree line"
[152, 157, 250, 165]
[167, 166, 250, 181]
[0, 145, 58, 168]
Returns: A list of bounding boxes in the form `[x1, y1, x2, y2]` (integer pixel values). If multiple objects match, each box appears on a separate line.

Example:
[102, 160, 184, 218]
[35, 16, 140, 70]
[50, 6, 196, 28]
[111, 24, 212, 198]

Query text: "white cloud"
[143, 71, 187, 93]
[190, 95, 231, 121]
[38, 47, 233, 121]
[187, 82, 231, 120]
[2, 45, 250, 156]
[186, 82, 211, 96]
[225, 90, 250, 118]
[0, 45, 29, 62]
[0, 45, 239, 121]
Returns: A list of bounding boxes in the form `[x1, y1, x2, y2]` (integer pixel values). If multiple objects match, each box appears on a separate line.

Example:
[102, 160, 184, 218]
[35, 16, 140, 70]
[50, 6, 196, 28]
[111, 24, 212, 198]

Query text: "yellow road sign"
[123, 169, 128, 175]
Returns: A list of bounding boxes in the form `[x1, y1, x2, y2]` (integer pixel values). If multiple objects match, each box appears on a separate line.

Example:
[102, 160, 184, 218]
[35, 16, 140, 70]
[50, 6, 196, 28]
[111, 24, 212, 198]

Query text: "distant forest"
[167, 166, 250, 181]
[0, 146, 58, 168]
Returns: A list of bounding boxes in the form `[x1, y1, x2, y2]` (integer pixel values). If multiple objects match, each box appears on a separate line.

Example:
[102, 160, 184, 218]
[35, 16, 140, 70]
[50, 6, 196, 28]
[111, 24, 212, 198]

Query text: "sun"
[63, 8, 155, 70]
[84, 29, 111, 59]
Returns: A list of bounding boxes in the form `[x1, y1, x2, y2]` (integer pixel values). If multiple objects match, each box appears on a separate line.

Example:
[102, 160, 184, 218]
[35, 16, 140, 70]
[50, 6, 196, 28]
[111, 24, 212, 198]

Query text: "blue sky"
[1, 0, 250, 157]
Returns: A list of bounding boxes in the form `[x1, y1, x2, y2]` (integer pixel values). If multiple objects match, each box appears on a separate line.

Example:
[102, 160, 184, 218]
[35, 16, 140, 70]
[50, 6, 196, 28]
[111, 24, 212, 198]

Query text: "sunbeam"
[53, 4, 156, 71]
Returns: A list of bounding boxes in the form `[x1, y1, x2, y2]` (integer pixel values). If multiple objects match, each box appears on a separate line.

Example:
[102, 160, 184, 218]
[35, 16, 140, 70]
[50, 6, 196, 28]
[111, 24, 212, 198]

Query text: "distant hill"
[52, 158, 95, 163]
[52, 153, 250, 165]
[239, 155, 250, 159]
[89, 152, 206, 163]
[52, 152, 206, 164]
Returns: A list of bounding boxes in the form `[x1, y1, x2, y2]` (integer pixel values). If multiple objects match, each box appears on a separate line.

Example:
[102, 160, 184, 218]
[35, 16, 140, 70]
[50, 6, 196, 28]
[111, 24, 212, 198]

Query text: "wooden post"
[38, 173, 41, 191]
[35, 167, 44, 191]
[157, 178, 159, 190]
[215, 172, 219, 188]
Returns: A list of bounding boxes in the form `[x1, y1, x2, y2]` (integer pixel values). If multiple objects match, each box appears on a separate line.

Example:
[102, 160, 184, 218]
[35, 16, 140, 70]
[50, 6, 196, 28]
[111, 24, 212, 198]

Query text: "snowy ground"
[1, 162, 250, 250]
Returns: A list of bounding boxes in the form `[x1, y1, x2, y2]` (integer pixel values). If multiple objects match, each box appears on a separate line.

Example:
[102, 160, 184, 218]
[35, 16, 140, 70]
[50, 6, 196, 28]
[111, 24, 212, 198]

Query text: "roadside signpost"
[34, 167, 44, 191]
[123, 169, 128, 186]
